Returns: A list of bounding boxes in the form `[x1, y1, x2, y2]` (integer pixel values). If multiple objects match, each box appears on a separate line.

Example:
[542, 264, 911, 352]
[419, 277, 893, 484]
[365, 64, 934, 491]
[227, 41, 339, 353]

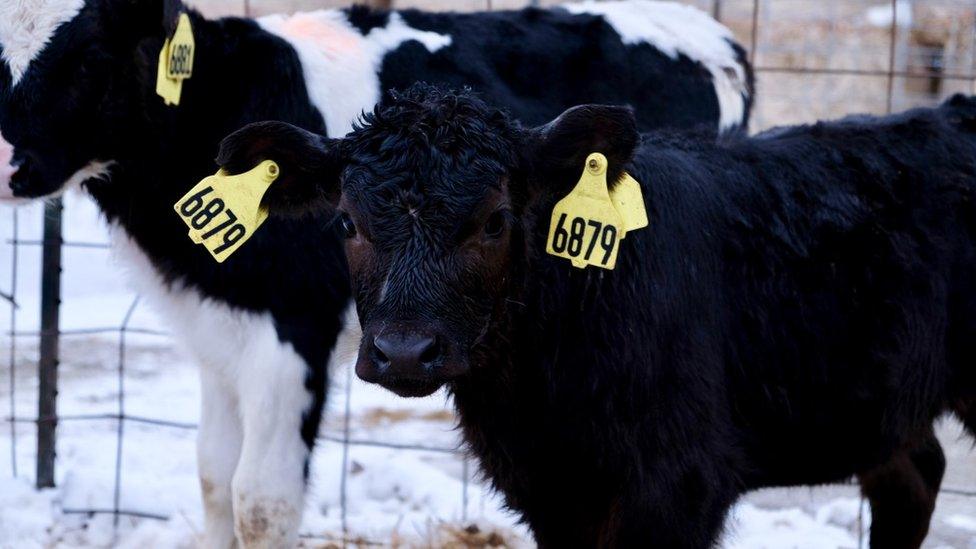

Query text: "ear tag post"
[609, 172, 648, 236]
[546, 153, 625, 270]
[155, 13, 195, 106]
[173, 160, 279, 263]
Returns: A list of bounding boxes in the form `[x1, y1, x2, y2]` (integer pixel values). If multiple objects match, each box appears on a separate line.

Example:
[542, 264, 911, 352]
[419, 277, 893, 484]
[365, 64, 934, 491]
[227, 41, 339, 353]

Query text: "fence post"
[36, 198, 62, 489]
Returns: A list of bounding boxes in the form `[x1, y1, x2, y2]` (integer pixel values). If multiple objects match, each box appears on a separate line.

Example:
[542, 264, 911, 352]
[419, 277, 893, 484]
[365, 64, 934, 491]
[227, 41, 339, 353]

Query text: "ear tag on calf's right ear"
[173, 160, 280, 263]
[546, 153, 626, 269]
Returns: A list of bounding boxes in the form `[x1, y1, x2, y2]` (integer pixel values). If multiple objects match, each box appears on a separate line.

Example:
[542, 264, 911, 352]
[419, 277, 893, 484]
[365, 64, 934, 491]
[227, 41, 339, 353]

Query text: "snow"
[946, 514, 976, 533]
[726, 502, 859, 549]
[2, 195, 975, 547]
[865, 0, 912, 29]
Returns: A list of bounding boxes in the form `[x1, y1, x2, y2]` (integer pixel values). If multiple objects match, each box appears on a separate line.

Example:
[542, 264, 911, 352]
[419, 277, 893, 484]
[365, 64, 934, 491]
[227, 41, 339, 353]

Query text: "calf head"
[0, 0, 183, 202]
[218, 85, 639, 397]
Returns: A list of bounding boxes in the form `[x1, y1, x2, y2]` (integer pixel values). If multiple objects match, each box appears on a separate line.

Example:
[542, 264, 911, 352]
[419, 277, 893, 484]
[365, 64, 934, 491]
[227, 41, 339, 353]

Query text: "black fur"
[225, 87, 976, 547]
[387, 6, 754, 130]
[345, 4, 391, 34]
[0, 0, 750, 459]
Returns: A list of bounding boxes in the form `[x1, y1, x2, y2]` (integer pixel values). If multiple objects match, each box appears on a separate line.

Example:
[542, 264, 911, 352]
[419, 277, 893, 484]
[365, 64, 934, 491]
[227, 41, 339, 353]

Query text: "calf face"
[219, 86, 639, 397]
[0, 0, 177, 200]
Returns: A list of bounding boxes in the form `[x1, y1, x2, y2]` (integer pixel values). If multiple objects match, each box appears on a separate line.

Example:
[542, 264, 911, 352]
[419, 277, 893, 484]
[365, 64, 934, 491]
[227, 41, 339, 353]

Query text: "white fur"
[0, 0, 85, 85]
[197, 366, 242, 549]
[258, 11, 451, 138]
[110, 227, 360, 547]
[0, 132, 17, 202]
[63, 159, 114, 192]
[564, 0, 749, 131]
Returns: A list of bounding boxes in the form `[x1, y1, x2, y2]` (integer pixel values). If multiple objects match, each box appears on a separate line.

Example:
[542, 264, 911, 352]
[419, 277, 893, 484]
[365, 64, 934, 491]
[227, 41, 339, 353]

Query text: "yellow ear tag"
[173, 160, 280, 263]
[546, 153, 626, 270]
[166, 13, 195, 80]
[155, 38, 182, 106]
[155, 13, 194, 106]
[609, 172, 648, 236]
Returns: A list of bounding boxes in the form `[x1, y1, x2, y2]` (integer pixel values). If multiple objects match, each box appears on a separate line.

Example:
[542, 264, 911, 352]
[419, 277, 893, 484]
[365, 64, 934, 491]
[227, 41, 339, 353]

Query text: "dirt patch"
[360, 408, 455, 427]
[430, 524, 512, 548]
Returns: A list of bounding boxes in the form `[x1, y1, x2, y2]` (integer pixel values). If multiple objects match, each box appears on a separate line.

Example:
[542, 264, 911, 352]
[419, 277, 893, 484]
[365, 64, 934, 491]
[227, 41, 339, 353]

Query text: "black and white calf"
[0, 0, 751, 546]
[221, 87, 976, 548]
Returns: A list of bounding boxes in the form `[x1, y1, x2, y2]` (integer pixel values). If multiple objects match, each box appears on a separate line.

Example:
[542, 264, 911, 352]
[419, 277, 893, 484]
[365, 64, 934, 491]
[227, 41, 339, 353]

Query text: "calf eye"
[484, 210, 508, 238]
[338, 212, 357, 239]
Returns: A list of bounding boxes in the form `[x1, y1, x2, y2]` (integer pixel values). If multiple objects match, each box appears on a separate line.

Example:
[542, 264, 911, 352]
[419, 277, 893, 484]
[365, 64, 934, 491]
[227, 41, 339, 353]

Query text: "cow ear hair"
[216, 121, 344, 218]
[162, 0, 183, 35]
[520, 104, 640, 199]
[100, 0, 183, 39]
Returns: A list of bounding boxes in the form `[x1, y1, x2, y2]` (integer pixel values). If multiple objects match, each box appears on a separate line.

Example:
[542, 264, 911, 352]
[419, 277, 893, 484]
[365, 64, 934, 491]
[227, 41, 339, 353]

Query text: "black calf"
[220, 87, 976, 547]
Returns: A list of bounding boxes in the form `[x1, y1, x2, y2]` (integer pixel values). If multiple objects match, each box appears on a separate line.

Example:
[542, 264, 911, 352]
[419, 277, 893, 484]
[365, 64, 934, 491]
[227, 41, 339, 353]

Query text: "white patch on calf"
[0, 0, 85, 85]
[367, 12, 452, 54]
[230, 316, 310, 548]
[109, 228, 320, 546]
[564, 0, 749, 132]
[0, 131, 17, 202]
[197, 367, 243, 549]
[64, 159, 114, 192]
[259, 10, 451, 138]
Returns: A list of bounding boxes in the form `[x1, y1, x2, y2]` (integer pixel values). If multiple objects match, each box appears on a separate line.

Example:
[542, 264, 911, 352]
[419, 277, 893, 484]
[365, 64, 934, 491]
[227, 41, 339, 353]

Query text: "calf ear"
[524, 105, 639, 197]
[162, 0, 182, 35]
[216, 121, 342, 218]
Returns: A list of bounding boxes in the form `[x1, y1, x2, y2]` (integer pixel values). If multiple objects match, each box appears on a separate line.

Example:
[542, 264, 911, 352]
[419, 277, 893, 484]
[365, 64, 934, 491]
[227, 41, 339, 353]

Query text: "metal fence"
[3, 0, 976, 546]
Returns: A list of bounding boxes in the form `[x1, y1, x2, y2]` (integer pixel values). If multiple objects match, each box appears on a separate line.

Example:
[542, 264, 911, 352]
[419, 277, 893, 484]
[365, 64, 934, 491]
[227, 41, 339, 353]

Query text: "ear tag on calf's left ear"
[173, 160, 280, 263]
[546, 154, 649, 269]
[546, 153, 626, 269]
[155, 13, 195, 106]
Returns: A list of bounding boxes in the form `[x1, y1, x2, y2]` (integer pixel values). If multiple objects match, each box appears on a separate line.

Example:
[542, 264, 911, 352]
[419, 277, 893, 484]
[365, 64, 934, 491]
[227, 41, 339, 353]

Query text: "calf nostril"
[418, 337, 440, 365]
[371, 336, 390, 366]
[373, 332, 440, 369]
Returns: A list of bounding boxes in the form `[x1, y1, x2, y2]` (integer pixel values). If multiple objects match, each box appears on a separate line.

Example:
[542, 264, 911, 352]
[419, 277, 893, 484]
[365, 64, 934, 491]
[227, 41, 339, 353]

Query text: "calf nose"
[2, 153, 27, 197]
[372, 332, 440, 372]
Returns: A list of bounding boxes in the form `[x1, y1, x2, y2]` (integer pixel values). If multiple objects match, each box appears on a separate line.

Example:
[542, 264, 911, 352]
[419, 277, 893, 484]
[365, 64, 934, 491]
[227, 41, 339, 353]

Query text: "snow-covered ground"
[2, 194, 975, 548]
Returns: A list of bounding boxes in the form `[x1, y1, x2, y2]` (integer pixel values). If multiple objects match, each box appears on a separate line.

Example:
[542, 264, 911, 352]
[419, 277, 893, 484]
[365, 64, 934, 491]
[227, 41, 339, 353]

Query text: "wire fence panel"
[3, 0, 976, 547]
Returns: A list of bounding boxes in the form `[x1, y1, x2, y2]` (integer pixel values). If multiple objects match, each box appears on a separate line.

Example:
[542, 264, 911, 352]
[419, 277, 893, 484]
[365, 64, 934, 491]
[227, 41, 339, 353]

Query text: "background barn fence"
[3, 0, 976, 546]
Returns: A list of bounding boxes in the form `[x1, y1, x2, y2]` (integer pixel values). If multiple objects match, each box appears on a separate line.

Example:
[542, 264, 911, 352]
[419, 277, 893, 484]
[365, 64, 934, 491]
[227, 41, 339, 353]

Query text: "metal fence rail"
[4, 0, 976, 546]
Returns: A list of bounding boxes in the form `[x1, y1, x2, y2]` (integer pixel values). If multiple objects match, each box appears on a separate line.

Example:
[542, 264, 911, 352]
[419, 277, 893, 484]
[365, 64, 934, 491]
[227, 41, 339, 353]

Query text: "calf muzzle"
[356, 327, 459, 398]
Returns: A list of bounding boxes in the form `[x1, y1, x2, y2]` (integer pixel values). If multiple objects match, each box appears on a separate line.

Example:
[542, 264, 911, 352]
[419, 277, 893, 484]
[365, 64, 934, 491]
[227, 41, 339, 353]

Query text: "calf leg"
[231, 332, 315, 549]
[532, 468, 735, 548]
[607, 479, 736, 548]
[198, 367, 243, 549]
[858, 432, 945, 549]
